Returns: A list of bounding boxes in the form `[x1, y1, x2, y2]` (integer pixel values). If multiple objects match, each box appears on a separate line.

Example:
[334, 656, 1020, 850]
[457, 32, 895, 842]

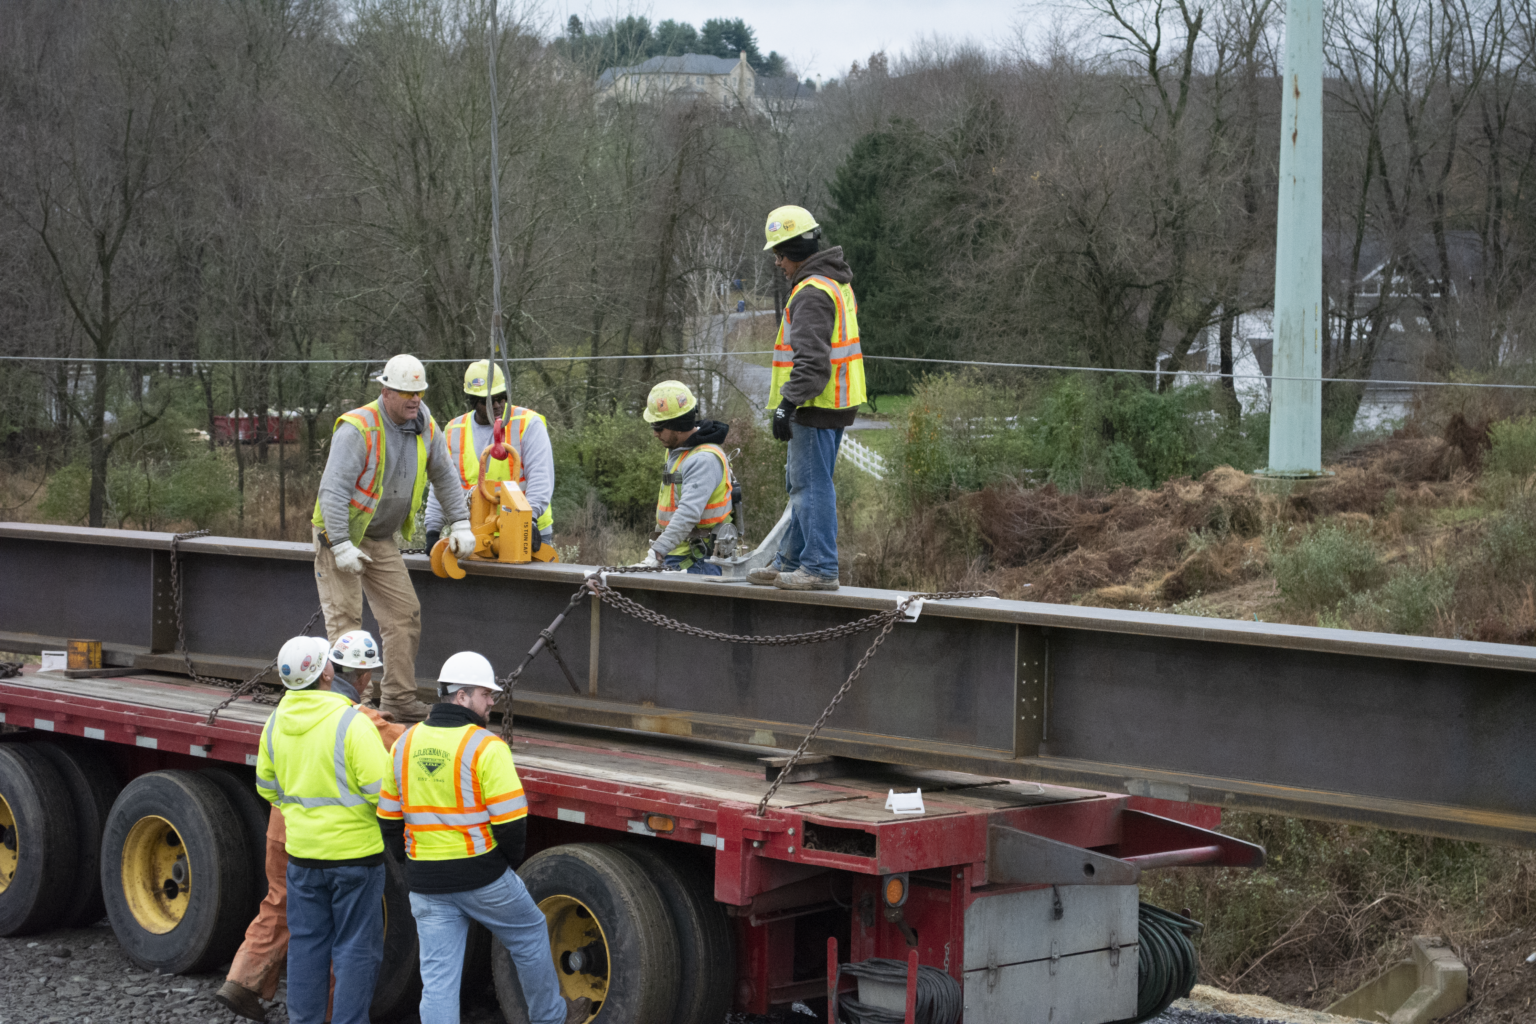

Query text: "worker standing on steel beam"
[635, 380, 735, 575]
[749, 205, 864, 592]
[218, 630, 402, 1022]
[255, 635, 393, 1024]
[423, 360, 556, 552]
[378, 652, 589, 1024]
[312, 354, 473, 723]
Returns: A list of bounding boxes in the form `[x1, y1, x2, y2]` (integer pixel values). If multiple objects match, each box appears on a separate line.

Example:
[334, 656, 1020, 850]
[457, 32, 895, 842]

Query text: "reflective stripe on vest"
[655, 444, 732, 532]
[259, 705, 370, 808]
[394, 724, 525, 858]
[310, 400, 436, 545]
[768, 275, 866, 411]
[445, 409, 553, 532]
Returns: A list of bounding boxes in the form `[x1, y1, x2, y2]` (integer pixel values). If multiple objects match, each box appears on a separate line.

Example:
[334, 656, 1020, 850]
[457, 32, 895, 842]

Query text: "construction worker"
[425, 360, 555, 552]
[255, 635, 394, 1024]
[217, 631, 403, 1022]
[378, 653, 589, 1024]
[312, 353, 474, 722]
[636, 380, 734, 575]
[749, 206, 864, 592]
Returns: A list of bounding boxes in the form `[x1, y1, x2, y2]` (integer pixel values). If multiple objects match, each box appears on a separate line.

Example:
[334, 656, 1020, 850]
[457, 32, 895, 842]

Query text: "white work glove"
[630, 549, 661, 568]
[447, 520, 476, 558]
[331, 541, 372, 575]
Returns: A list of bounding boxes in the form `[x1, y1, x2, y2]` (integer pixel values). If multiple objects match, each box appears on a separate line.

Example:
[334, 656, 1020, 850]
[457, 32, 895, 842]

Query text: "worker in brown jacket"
[215, 630, 404, 1022]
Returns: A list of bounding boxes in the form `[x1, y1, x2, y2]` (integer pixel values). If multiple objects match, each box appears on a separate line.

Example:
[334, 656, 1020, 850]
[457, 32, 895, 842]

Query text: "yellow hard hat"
[463, 360, 507, 398]
[643, 380, 698, 424]
[763, 205, 821, 251]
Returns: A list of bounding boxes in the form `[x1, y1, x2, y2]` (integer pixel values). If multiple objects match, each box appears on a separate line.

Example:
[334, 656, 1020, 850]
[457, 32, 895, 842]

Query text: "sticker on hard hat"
[768, 221, 781, 232]
[470, 377, 485, 388]
[783, 219, 796, 231]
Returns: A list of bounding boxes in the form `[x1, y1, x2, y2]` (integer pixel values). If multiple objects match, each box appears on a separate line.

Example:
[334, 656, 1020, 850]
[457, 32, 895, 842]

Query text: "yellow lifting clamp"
[430, 426, 559, 578]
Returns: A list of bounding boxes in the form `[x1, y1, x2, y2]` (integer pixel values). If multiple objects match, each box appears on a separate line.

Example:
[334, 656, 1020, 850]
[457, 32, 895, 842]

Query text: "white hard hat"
[330, 629, 382, 670]
[278, 636, 332, 689]
[437, 651, 503, 694]
[375, 354, 429, 392]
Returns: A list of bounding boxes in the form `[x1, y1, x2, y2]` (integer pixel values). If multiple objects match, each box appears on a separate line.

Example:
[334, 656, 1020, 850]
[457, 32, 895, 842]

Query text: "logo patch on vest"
[412, 746, 452, 780]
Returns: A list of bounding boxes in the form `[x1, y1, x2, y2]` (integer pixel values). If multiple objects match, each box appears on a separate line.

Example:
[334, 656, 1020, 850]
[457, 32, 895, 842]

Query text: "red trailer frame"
[0, 666, 1257, 1020]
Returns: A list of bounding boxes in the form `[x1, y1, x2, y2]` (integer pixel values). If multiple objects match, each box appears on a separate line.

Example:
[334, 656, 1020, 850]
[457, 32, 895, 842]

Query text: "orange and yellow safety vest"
[767, 275, 866, 411]
[444, 408, 553, 533]
[310, 400, 438, 545]
[377, 721, 528, 860]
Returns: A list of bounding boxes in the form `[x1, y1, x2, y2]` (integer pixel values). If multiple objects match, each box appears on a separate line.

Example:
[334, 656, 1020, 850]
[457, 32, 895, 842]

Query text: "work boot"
[773, 567, 839, 591]
[379, 698, 432, 723]
[564, 996, 593, 1024]
[747, 566, 781, 586]
[214, 980, 267, 1023]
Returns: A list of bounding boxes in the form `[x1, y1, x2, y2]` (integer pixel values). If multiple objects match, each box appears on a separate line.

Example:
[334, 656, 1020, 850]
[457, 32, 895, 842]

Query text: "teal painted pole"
[1266, 0, 1324, 476]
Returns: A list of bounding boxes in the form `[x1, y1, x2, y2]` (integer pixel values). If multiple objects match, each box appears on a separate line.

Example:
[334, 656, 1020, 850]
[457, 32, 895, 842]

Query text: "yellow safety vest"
[444, 409, 554, 533]
[655, 444, 732, 555]
[377, 722, 528, 861]
[310, 400, 436, 545]
[255, 690, 391, 860]
[767, 275, 866, 411]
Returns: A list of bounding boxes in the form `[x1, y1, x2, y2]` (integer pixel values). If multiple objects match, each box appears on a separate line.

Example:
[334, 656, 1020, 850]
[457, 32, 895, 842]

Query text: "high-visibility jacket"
[655, 443, 732, 555]
[310, 400, 438, 545]
[767, 275, 866, 411]
[444, 408, 554, 533]
[256, 689, 390, 860]
[377, 721, 528, 860]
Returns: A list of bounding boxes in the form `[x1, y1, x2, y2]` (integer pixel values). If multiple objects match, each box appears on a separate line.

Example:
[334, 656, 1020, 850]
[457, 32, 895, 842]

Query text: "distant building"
[597, 52, 755, 108]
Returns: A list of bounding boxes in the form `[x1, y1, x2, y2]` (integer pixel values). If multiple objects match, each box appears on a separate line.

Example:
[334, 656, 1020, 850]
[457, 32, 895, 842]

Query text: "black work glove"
[529, 527, 541, 553]
[424, 529, 440, 549]
[772, 398, 796, 442]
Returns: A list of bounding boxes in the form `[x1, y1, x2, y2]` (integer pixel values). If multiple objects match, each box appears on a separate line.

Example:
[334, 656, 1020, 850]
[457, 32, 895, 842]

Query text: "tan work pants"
[313, 527, 421, 707]
[226, 808, 289, 999]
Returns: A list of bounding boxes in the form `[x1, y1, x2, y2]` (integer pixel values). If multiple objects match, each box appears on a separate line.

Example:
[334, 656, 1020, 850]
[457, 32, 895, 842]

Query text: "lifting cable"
[835, 958, 963, 1024]
[491, 565, 995, 815]
[1119, 903, 1203, 1024]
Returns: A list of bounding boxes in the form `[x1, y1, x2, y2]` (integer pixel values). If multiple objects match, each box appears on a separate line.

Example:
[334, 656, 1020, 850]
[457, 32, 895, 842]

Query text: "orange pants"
[227, 807, 290, 999]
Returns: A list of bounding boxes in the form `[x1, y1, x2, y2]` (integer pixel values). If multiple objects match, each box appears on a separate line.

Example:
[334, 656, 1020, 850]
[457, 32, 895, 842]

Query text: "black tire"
[369, 850, 422, 1021]
[0, 743, 79, 936]
[492, 843, 680, 1024]
[199, 765, 271, 910]
[27, 739, 120, 928]
[614, 842, 736, 1024]
[100, 769, 254, 974]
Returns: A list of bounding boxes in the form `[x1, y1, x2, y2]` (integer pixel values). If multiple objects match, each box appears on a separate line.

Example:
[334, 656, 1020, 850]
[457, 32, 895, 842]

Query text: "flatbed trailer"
[0, 663, 1259, 1024]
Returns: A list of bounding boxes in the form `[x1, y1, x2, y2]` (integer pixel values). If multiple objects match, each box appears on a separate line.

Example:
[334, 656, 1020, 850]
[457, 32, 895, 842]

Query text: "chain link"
[495, 564, 995, 814]
[169, 531, 324, 725]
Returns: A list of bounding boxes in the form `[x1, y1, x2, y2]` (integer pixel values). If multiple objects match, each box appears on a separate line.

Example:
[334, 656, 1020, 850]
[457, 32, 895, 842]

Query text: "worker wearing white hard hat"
[424, 359, 557, 553]
[379, 653, 588, 1024]
[635, 381, 736, 575]
[311, 353, 473, 724]
[219, 630, 403, 1023]
[255, 635, 392, 1024]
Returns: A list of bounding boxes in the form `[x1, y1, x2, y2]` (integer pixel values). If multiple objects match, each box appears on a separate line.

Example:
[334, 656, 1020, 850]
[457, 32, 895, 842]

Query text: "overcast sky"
[552, 1, 1044, 81]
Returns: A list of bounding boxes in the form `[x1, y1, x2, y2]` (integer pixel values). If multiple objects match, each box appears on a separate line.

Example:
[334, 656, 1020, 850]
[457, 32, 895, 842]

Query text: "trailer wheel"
[615, 842, 735, 1024]
[0, 743, 79, 936]
[101, 770, 253, 974]
[199, 766, 271, 910]
[368, 851, 422, 1021]
[492, 843, 680, 1024]
[28, 740, 120, 927]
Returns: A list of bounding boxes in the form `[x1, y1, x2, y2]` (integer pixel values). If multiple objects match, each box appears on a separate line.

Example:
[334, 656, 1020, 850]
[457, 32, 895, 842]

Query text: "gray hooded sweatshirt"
[317, 401, 467, 544]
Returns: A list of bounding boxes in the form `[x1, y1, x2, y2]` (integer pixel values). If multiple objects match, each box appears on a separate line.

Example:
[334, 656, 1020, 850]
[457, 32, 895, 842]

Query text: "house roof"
[598, 53, 743, 89]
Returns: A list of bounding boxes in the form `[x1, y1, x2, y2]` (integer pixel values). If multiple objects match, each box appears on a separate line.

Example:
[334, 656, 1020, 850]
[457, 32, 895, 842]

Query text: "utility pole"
[1265, 0, 1325, 476]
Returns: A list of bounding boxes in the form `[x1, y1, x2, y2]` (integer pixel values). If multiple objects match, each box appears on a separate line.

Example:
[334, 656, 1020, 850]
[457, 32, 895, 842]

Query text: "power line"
[0, 352, 777, 365]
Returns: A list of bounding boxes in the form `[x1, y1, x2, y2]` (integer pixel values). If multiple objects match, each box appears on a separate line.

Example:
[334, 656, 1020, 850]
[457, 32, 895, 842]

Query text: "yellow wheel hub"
[121, 815, 191, 934]
[541, 894, 609, 1018]
[0, 794, 17, 893]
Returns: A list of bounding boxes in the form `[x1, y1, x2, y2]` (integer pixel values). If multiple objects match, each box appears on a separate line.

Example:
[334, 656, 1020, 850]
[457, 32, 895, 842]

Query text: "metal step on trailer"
[2, 522, 1534, 847]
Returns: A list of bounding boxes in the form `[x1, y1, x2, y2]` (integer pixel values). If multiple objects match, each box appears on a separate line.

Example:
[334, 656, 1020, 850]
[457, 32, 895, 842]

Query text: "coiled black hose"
[1120, 902, 1203, 1024]
[835, 957, 963, 1024]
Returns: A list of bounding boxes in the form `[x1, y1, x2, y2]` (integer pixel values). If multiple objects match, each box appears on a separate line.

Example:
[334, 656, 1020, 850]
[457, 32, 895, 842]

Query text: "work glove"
[630, 548, 661, 568]
[331, 541, 372, 575]
[424, 529, 440, 550]
[772, 398, 796, 442]
[447, 520, 476, 559]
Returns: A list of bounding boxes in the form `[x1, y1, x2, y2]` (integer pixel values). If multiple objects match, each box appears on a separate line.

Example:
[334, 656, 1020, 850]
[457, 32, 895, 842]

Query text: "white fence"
[838, 435, 888, 480]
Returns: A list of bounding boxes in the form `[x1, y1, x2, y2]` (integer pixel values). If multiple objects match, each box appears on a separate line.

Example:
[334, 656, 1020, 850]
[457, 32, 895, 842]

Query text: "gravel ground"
[0, 924, 1318, 1024]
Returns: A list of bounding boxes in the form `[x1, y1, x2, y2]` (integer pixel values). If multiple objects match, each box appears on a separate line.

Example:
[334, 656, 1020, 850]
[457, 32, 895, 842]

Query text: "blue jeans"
[285, 861, 385, 1024]
[410, 868, 565, 1024]
[663, 553, 722, 575]
[777, 423, 843, 579]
